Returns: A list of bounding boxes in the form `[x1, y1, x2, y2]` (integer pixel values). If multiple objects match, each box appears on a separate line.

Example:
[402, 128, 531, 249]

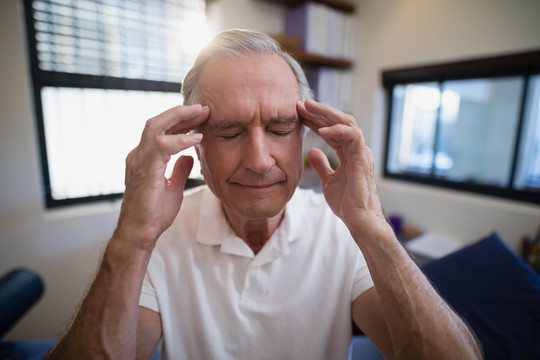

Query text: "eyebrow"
[268, 116, 298, 126]
[209, 120, 244, 132]
[209, 116, 299, 132]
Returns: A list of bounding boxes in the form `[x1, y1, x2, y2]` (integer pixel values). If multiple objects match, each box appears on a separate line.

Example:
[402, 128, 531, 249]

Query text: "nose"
[242, 128, 275, 174]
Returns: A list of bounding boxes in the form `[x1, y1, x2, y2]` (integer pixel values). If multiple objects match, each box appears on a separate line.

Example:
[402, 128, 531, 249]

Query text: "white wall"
[1, 0, 539, 341]
[0, 0, 288, 341]
[0, 0, 121, 340]
[351, 0, 540, 249]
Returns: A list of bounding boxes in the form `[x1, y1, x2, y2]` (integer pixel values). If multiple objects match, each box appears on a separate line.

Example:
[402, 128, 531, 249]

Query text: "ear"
[194, 144, 204, 176]
[195, 143, 201, 161]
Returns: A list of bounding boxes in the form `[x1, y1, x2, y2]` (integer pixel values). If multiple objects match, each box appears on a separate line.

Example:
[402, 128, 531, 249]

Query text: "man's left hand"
[297, 100, 391, 241]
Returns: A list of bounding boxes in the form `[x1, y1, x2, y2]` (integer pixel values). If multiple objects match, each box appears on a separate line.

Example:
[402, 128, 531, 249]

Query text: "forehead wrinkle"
[207, 114, 298, 132]
[209, 119, 245, 132]
[269, 116, 298, 125]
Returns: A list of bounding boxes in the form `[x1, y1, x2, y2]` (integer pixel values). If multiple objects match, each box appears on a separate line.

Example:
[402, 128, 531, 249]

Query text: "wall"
[0, 0, 289, 341]
[352, 0, 540, 249]
[1, 0, 539, 341]
[0, 0, 118, 340]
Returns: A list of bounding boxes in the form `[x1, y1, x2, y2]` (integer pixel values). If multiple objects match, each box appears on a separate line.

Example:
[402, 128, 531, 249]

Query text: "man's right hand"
[115, 104, 209, 250]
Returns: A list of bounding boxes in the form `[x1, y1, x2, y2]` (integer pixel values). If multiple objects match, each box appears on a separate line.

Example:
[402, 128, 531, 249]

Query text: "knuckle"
[344, 114, 356, 126]
[154, 134, 169, 151]
[125, 148, 137, 166]
[144, 117, 158, 133]
[354, 126, 365, 140]
[172, 105, 184, 117]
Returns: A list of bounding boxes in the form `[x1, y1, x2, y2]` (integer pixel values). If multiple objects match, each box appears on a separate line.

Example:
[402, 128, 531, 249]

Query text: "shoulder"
[289, 187, 341, 225]
[153, 185, 211, 251]
[288, 187, 352, 242]
[180, 184, 209, 209]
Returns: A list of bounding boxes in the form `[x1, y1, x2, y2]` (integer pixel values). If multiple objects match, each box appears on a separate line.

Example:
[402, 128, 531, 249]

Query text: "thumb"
[169, 155, 194, 191]
[307, 148, 333, 185]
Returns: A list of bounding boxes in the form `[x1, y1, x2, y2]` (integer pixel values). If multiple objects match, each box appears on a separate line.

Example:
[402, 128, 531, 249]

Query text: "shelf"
[271, 34, 353, 69]
[257, 0, 355, 13]
[290, 50, 352, 68]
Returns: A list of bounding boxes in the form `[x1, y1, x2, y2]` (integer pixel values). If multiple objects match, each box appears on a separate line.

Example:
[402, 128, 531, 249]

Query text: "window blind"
[31, 0, 206, 83]
[23, 0, 207, 207]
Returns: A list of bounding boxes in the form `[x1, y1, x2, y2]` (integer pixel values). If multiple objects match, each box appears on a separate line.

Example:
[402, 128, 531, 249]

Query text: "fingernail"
[191, 133, 203, 141]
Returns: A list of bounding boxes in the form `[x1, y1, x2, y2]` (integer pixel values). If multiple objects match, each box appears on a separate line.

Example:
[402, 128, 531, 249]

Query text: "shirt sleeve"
[139, 271, 160, 313]
[351, 247, 375, 302]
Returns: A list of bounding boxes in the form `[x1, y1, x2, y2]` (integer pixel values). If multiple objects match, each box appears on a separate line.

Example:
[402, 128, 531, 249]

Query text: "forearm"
[353, 225, 482, 359]
[297, 100, 481, 358]
[47, 234, 153, 359]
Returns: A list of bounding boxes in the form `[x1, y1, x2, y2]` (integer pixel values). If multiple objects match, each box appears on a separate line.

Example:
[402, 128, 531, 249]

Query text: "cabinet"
[258, 0, 356, 113]
[258, 0, 356, 68]
[262, 0, 355, 12]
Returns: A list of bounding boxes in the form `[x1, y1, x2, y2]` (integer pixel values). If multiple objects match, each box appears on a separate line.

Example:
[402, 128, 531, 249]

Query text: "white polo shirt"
[140, 185, 374, 360]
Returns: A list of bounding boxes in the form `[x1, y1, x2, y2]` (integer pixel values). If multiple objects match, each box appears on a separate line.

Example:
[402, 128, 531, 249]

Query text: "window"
[383, 50, 540, 205]
[23, 0, 208, 207]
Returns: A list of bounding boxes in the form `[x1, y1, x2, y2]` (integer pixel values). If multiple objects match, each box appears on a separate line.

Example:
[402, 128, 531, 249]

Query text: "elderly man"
[48, 29, 481, 359]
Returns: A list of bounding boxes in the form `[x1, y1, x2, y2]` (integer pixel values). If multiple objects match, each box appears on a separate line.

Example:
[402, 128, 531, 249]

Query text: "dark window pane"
[387, 82, 440, 175]
[435, 77, 523, 187]
[515, 75, 540, 192]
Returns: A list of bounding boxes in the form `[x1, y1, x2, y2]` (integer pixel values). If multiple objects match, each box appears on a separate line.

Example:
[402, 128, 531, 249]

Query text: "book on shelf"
[285, 2, 356, 60]
[306, 67, 353, 112]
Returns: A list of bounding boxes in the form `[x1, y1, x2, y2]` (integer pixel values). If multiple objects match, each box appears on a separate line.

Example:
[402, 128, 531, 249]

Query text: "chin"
[233, 199, 288, 220]
[226, 189, 293, 221]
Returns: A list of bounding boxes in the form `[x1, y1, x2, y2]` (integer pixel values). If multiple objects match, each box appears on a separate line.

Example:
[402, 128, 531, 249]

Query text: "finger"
[168, 155, 194, 191]
[297, 101, 322, 133]
[145, 105, 210, 139]
[320, 125, 375, 174]
[154, 133, 203, 158]
[298, 100, 356, 129]
[297, 100, 327, 131]
[319, 124, 361, 143]
[165, 105, 210, 135]
[307, 148, 334, 185]
[305, 100, 356, 126]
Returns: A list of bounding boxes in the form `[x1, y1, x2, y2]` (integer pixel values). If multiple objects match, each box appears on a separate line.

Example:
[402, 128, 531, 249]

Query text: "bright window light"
[23, 0, 209, 206]
[41, 88, 202, 201]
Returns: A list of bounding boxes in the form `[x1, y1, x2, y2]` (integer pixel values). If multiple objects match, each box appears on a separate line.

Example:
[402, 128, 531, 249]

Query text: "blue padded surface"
[0, 269, 44, 339]
[422, 232, 540, 360]
[350, 335, 384, 360]
[0, 339, 55, 360]
[0, 340, 161, 360]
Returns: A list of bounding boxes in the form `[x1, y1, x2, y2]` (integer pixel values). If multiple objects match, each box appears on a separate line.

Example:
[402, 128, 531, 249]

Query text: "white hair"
[181, 29, 313, 105]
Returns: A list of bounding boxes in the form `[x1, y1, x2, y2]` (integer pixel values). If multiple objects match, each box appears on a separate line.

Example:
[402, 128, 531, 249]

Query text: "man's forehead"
[198, 52, 301, 130]
[206, 114, 299, 131]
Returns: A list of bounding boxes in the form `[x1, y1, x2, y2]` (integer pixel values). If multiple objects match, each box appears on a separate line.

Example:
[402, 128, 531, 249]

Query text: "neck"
[222, 205, 285, 255]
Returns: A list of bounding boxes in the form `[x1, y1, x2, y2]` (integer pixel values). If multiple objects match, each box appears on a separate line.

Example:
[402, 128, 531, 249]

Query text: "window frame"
[22, 0, 203, 208]
[382, 50, 540, 205]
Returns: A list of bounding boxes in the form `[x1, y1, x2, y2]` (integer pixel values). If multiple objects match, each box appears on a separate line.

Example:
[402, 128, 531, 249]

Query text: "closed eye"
[218, 132, 242, 140]
[267, 116, 299, 137]
[271, 130, 294, 136]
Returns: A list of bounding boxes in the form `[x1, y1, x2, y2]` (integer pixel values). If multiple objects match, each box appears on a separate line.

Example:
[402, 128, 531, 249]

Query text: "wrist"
[113, 212, 161, 252]
[104, 230, 155, 273]
[349, 216, 395, 245]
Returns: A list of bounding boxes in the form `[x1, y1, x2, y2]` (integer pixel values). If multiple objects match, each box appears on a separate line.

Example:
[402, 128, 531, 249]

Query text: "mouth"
[235, 182, 281, 189]
[231, 180, 285, 190]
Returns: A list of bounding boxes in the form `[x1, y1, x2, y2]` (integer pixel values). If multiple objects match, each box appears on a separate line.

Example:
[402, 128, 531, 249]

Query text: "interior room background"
[1, 0, 540, 340]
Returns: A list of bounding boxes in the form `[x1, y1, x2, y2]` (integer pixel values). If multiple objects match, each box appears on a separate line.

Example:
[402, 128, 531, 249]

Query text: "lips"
[233, 181, 283, 188]
[228, 171, 286, 189]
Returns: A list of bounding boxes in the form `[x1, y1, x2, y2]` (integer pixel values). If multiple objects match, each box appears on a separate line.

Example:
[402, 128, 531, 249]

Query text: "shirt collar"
[196, 186, 311, 262]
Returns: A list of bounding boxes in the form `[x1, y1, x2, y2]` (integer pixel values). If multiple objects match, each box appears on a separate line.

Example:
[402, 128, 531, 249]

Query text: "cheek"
[277, 137, 304, 171]
[287, 131, 304, 157]
[198, 141, 234, 179]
